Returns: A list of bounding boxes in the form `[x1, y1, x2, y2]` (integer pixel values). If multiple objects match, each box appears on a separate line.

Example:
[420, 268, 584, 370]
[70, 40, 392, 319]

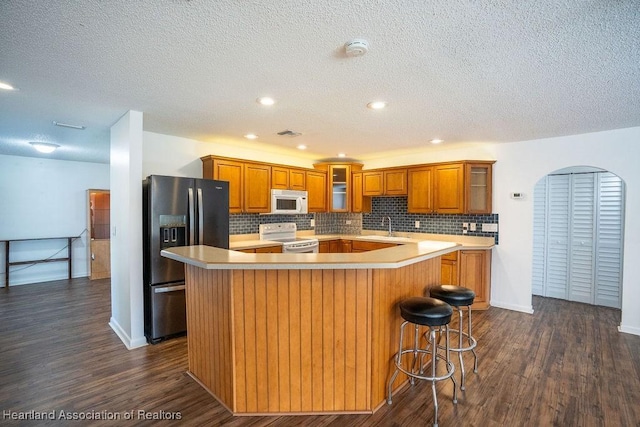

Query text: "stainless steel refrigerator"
[143, 175, 229, 344]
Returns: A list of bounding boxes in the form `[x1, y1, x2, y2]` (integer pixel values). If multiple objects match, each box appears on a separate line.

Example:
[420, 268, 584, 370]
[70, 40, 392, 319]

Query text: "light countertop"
[163, 232, 494, 270]
[162, 240, 459, 270]
[228, 231, 495, 250]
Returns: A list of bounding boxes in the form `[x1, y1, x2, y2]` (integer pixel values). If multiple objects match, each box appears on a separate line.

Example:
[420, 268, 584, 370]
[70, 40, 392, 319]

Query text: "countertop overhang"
[162, 240, 461, 270]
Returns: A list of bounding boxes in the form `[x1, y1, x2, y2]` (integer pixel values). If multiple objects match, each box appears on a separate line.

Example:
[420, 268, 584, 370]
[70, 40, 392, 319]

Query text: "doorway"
[88, 190, 111, 280]
[531, 167, 625, 308]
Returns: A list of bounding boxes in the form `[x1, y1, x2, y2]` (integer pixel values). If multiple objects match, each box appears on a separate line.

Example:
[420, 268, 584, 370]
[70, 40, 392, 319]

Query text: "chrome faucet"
[381, 216, 393, 236]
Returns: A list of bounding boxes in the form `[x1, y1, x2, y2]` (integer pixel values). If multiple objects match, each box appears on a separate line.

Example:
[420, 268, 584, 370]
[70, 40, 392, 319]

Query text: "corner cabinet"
[314, 163, 363, 213]
[329, 164, 350, 212]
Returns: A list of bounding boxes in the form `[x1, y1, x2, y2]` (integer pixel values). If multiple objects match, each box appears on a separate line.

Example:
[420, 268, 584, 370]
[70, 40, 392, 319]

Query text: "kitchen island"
[161, 239, 473, 415]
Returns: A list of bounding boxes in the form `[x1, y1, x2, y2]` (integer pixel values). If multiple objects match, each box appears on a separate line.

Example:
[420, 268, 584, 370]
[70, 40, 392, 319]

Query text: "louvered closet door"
[568, 174, 596, 304]
[595, 173, 624, 308]
[545, 175, 570, 299]
[531, 178, 547, 296]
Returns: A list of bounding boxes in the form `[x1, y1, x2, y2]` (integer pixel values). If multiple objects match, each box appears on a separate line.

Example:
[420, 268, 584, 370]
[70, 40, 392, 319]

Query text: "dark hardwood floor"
[1, 278, 639, 426]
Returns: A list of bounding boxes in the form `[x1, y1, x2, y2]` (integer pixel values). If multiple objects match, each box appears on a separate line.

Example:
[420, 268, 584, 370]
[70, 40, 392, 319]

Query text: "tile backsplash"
[229, 213, 314, 235]
[363, 196, 499, 243]
[229, 196, 499, 243]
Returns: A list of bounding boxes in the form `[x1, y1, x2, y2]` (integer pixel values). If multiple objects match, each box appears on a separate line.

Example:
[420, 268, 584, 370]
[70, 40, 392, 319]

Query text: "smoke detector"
[344, 39, 369, 57]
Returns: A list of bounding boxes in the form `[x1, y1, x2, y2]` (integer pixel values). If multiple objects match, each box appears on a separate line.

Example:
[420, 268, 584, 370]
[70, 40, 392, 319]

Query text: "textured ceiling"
[1, 0, 638, 164]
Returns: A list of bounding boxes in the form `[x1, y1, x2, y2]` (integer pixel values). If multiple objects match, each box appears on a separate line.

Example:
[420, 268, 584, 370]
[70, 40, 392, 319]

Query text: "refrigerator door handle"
[188, 187, 195, 244]
[197, 187, 204, 243]
[154, 284, 186, 293]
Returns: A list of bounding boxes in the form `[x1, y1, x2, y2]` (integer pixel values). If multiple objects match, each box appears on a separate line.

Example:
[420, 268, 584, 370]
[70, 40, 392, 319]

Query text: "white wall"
[0, 154, 109, 285]
[109, 111, 146, 349]
[374, 127, 640, 335]
[490, 127, 640, 335]
[142, 131, 315, 177]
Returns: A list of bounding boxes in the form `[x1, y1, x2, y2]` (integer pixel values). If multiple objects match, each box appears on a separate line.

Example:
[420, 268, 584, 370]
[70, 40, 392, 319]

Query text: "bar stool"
[387, 297, 457, 427]
[429, 285, 478, 391]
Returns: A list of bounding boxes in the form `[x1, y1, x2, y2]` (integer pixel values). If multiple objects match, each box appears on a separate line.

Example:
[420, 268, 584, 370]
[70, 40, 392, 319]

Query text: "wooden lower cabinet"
[440, 250, 491, 309]
[440, 251, 458, 285]
[320, 239, 397, 253]
[351, 240, 397, 252]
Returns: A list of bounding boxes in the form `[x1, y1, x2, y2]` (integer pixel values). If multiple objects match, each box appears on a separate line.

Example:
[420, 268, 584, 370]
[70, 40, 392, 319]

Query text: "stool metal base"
[436, 305, 478, 391]
[387, 322, 457, 427]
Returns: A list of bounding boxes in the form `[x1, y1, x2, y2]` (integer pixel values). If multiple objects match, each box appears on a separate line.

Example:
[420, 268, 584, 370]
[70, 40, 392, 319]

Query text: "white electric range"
[259, 223, 319, 253]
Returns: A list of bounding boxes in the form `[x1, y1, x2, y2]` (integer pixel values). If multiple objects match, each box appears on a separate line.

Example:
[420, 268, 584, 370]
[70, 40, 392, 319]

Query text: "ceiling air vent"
[277, 129, 302, 137]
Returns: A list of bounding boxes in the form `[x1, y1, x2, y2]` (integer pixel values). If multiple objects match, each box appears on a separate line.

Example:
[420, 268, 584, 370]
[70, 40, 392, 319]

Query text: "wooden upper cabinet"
[408, 161, 493, 214]
[384, 169, 407, 195]
[272, 166, 306, 191]
[363, 171, 383, 196]
[465, 162, 493, 214]
[351, 172, 371, 213]
[271, 166, 289, 190]
[363, 168, 407, 196]
[306, 170, 327, 212]
[289, 169, 306, 191]
[203, 156, 244, 213]
[433, 163, 465, 214]
[407, 166, 434, 213]
[328, 164, 350, 212]
[244, 163, 271, 213]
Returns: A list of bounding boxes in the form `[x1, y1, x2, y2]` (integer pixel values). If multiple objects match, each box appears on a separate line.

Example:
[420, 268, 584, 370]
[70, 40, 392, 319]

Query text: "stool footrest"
[393, 349, 455, 382]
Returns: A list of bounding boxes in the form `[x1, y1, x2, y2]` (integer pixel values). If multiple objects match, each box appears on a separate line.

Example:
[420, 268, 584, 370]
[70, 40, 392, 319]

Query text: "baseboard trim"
[490, 300, 535, 314]
[618, 324, 640, 337]
[109, 317, 148, 350]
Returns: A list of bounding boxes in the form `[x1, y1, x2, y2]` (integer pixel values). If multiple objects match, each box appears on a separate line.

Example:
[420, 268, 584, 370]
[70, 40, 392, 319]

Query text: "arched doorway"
[531, 166, 625, 308]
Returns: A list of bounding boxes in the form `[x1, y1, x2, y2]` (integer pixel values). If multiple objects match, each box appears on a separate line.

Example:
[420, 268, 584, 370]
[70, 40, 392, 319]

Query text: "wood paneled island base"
[183, 258, 441, 415]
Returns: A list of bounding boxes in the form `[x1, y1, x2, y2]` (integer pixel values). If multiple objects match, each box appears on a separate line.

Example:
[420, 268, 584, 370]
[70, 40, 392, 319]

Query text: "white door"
[532, 171, 624, 308]
[594, 173, 624, 308]
[531, 179, 547, 296]
[545, 174, 570, 300]
[568, 173, 596, 304]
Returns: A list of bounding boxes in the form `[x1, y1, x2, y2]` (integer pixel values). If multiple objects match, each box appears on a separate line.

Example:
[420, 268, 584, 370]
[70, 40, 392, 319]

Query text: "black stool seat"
[430, 285, 476, 307]
[399, 297, 452, 326]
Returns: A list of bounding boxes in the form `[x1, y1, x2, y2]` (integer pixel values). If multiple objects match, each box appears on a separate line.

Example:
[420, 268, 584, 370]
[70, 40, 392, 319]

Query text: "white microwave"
[271, 189, 308, 214]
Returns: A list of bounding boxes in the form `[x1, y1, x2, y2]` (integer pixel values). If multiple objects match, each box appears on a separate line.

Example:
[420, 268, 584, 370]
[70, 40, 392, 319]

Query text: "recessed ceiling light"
[338, 153, 346, 158]
[256, 97, 275, 106]
[297, 144, 307, 150]
[430, 139, 444, 144]
[29, 142, 59, 153]
[367, 101, 387, 110]
[0, 81, 17, 91]
[244, 133, 258, 140]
